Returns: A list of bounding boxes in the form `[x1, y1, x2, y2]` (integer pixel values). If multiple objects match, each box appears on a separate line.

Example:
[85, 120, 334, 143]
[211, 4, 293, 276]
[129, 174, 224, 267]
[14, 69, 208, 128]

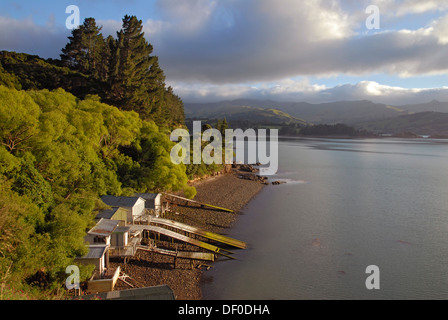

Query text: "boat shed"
[95, 207, 129, 226]
[135, 193, 164, 215]
[101, 196, 146, 224]
[75, 245, 110, 275]
[111, 226, 131, 248]
[86, 218, 120, 246]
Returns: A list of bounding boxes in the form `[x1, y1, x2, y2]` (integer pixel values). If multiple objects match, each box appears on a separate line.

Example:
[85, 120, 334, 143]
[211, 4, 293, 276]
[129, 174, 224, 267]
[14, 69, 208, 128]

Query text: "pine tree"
[109, 15, 153, 113]
[61, 18, 106, 79]
[59, 15, 186, 129]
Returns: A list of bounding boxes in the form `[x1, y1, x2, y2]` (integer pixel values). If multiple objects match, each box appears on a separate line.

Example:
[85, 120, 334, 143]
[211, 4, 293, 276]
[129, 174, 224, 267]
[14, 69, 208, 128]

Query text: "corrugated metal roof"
[96, 207, 128, 220]
[88, 218, 119, 236]
[135, 193, 160, 201]
[96, 207, 119, 220]
[78, 245, 108, 259]
[101, 196, 145, 208]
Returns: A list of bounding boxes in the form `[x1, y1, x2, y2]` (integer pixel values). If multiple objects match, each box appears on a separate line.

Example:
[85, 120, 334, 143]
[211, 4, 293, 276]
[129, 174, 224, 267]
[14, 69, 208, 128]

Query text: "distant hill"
[355, 111, 448, 136]
[185, 103, 308, 126]
[265, 100, 410, 125]
[185, 99, 412, 125]
[185, 99, 448, 136]
[398, 100, 448, 113]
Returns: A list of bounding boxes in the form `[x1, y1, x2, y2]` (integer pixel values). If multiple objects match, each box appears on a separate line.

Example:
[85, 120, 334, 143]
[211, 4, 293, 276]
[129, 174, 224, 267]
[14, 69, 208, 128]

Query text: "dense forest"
[0, 15, 209, 299]
[1, 16, 185, 128]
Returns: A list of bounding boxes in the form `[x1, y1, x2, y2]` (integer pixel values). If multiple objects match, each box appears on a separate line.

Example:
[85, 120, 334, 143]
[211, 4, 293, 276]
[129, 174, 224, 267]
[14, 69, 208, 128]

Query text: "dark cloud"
[0, 16, 69, 58]
[147, 0, 448, 84]
[3, 0, 448, 81]
[2, 0, 448, 105]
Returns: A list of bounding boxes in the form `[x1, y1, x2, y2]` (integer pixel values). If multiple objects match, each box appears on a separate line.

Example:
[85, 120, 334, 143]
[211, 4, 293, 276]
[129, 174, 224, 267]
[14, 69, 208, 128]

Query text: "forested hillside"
[1, 16, 185, 129]
[185, 99, 410, 125]
[356, 111, 448, 137]
[0, 15, 195, 299]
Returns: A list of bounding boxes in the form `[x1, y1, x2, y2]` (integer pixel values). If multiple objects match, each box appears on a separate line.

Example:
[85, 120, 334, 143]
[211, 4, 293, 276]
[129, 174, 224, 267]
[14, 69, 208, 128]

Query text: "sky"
[2, 0, 448, 105]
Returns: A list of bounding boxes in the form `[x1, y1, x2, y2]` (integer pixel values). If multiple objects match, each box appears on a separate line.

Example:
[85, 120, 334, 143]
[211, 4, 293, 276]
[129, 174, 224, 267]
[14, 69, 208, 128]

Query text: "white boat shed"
[101, 195, 146, 224]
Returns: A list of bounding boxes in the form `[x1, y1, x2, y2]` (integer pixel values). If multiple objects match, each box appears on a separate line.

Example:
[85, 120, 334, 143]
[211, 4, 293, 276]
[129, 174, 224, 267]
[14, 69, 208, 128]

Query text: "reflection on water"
[202, 138, 448, 300]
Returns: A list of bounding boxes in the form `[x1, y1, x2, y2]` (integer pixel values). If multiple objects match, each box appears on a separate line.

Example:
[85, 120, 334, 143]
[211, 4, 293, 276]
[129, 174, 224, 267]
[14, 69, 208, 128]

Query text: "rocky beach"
[110, 167, 266, 300]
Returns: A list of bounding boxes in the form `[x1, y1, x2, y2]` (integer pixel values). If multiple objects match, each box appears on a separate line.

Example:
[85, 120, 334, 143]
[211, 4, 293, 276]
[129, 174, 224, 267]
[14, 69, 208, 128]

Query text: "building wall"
[111, 232, 128, 248]
[85, 234, 111, 246]
[155, 194, 163, 214]
[75, 257, 102, 274]
[154, 194, 161, 208]
[112, 209, 128, 226]
[132, 198, 146, 218]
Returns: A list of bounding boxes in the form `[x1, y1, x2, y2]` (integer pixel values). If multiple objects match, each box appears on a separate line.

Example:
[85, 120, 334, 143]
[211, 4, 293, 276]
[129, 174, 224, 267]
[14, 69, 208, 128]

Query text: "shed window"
[94, 236, 106, 244]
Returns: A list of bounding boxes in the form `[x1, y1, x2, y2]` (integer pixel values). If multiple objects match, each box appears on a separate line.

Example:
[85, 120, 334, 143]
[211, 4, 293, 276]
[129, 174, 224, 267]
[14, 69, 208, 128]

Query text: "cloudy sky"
[2, 0, 448, 105]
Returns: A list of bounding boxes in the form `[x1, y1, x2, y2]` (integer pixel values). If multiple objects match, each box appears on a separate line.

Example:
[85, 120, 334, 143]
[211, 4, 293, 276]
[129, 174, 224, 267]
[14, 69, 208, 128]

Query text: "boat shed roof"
[96, 207, 128, 220]
[78, 245, 108, 260]
[88, 218, 119, 237]
[101, 196, 144, 208]
[134, 193, 160, 201]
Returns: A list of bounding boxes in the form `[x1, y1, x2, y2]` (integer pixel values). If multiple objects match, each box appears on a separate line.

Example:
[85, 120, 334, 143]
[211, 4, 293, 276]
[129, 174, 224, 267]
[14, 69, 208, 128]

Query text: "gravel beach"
[109, 169, 266, 300]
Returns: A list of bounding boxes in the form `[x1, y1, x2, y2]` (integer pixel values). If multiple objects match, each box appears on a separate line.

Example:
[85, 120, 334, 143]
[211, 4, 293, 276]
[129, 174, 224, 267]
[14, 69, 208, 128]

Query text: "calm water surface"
[202, 138, 448, 300]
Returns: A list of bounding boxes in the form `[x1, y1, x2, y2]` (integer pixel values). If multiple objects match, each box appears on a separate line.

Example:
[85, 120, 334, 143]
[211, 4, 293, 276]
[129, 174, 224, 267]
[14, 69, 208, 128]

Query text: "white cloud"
[173, 78, 448, 105]
[142, 0, 448, 84]
[364, 0, 448, 17]
[154, 0, 218, 34]
[431, 13, 448, 44]
[3, 0, 448, 83]
[394, 0, 448, 16]
[2, 0, 448, 105]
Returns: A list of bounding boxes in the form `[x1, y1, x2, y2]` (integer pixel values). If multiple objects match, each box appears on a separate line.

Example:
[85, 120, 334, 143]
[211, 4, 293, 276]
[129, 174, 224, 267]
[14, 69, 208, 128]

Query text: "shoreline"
[110, 168, 266, 300]
[279, 135, 448, 140]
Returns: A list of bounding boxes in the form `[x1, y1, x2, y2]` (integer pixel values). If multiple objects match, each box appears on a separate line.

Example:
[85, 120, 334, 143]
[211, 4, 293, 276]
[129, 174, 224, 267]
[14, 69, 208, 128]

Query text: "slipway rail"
[163, 193, 235, 213]
[149, 216, 247, 249]
[137, 245, 215, 262]
[130, 225, 236, 260]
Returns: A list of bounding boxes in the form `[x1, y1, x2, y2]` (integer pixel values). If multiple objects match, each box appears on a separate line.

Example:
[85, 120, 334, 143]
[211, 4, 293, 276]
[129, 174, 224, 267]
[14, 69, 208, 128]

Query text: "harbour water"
[202, 138, 448, 300]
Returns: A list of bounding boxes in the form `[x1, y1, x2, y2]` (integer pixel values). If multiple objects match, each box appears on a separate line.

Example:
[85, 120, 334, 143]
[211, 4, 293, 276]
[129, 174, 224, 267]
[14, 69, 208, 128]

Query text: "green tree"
[0, 176, 49, 286]
[0, 85, 40, 154]
[0, 63, 21, 90]
[10, 153, 54, 212]
[61, 18, 107, 79]
[108, 15, 153, 114]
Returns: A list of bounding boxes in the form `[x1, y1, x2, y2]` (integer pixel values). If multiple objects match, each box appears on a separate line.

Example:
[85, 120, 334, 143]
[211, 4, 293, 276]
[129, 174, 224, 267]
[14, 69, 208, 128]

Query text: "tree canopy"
[0, 84, 195, 298]
[59, 15, 185, 128]
[0, 14, 218, 298]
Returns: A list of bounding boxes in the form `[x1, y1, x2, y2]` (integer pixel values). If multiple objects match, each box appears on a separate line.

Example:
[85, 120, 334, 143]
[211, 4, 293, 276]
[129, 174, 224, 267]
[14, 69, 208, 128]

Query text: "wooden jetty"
[163, 193, 235, 213]
[130, 225, 236, 260]
[149, 216, 247, 249]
